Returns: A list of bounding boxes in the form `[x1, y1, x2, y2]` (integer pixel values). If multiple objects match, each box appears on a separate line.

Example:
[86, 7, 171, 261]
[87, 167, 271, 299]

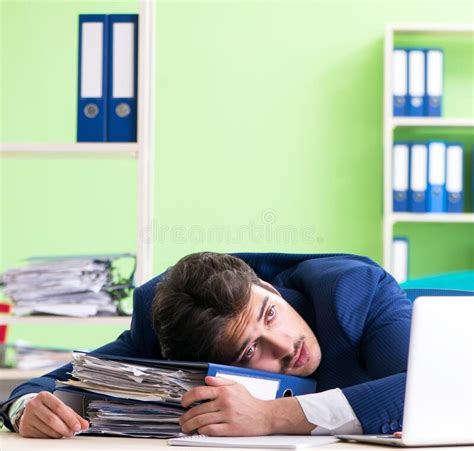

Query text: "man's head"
[152, 252, 321, 376]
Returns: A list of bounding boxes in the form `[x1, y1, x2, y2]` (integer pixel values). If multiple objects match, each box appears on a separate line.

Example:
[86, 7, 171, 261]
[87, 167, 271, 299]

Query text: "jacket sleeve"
[0, 285, 148, 431]
[334, 263, 412, 434]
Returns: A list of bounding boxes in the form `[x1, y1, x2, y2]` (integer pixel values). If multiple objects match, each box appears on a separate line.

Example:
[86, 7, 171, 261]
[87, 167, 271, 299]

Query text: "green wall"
[1, 1, 473, 348]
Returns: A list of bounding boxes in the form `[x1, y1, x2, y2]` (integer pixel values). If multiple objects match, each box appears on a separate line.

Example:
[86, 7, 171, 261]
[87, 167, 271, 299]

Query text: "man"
[1, 252, 412, 438]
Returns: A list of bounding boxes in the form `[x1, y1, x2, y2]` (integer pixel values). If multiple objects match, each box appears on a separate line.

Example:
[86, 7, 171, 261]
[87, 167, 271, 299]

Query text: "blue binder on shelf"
[107, 14, 138, 142]
[427, 141, 447, 212]
[392, 49, 408, 116]
[77, 15, 109, 142]
[409, 142, 428, 212]
[425, 48, 443, 117]
[391, 237, 409, 283]
[392, 142, 410, 211]
[407, 49, 426, 117]
[446, 143, 464, 213]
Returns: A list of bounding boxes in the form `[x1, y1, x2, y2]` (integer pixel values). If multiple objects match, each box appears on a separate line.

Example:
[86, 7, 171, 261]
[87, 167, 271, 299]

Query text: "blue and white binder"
[408, 49, 426, 117]
[392, 49, 408, 116]
[392, 142, 410, 211]
[425, 49, 443, 117]
[409, 143, 428, 212]
[107, 14, 138, 142]
[446, 144, 464, 213]
[77, 15, 109, 142]
[391, 237, 409, 283]
[427, 141, 447, 212]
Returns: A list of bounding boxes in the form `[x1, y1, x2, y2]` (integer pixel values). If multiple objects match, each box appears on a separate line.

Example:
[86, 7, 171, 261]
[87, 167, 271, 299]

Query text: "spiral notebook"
[168, 435, 338, 448]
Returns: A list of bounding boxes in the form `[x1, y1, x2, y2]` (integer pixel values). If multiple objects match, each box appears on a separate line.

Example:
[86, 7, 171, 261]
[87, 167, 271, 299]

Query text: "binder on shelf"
[107, 14, 138, 142]
[407, 49, 426, 117]
[427, 141, 447, 212]
[392, 49, 408, 116]
[472, 145, 474, 213]
[409, 143, 428, 212]
[77, 15, 109, 142]
[391, 237, 409, 283]
[446, 143, 464, 213]
[392, 142, 410, 211]
[425, 49, 443, 117]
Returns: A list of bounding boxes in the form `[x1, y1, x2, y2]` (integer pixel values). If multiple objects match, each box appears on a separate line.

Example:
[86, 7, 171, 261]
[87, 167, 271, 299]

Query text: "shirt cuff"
[296, 388, 363, 435]
[8, 393, 38, 432]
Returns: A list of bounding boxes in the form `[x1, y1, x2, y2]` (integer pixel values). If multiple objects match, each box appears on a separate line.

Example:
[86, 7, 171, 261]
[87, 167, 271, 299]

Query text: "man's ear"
[258, 278, 282, 297]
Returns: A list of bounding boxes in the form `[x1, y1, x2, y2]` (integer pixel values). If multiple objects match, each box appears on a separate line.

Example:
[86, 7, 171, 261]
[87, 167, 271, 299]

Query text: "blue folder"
[446, 143, 464, 213]
[392, 49, 408, 117]
[427, 141, 447, 212]
[425, 48, 443, 117]
[107, 14, 138, 142]
[409, 142, 428, 212]
[77, 15, 109, 142]
[407, 49, 426, 117]
[392, 142, 410, 211]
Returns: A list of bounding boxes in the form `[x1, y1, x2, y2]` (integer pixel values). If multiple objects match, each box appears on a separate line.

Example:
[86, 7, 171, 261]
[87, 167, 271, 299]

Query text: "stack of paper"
[57, 352, 205, 402]
[56, 352, 206, 437]
[87, 400, 185, 438]
[0, 255, 134, 317]
[11, 341, 74, 371]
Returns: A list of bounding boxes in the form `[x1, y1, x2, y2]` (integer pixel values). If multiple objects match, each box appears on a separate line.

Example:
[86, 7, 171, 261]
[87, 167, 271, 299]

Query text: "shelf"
[0, 142, 139, 157]
[388, 23, 474, 34]
[390, 117, 474, 129]
[389, 213, 474, 224]
[1, 316, 132, 326]
[0, 367, 61, 381]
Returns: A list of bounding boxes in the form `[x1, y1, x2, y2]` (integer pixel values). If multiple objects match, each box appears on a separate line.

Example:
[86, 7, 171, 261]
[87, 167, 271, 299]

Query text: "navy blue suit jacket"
[0, 252, 447, 434]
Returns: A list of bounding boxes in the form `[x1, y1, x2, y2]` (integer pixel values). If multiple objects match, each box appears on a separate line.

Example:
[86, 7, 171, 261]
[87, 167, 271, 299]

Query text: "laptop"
[337, 296, 474, 447]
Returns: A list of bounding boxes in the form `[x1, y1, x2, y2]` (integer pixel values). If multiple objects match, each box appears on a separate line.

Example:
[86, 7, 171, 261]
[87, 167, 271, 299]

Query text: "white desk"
[0, 432, 472, 451]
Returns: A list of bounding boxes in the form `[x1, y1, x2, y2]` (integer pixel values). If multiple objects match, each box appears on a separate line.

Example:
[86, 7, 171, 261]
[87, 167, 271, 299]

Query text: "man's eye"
[267, 305, 276, 322]
[243, 345, 256, 362]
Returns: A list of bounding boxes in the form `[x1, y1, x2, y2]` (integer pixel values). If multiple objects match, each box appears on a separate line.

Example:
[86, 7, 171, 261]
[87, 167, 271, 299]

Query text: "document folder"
[408, 49, 426, 117]
[392, 49, 408, 116]
[425, 49, 443, 117]
[392, 142, 410, 211]
[107, 14, 138, 142]
[409, 143, 428, 212]
[391, 237, 409, 283]
[427, 141, 447, 212]
[77, 15, 109, 142]
[446, 144, 464, 212]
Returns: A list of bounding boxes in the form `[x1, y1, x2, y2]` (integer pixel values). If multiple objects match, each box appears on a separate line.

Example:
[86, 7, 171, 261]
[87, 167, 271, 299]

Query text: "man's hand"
[180, 376, 272, 436]
[18, 391, 89, 438]
[180, 376, 315, 436]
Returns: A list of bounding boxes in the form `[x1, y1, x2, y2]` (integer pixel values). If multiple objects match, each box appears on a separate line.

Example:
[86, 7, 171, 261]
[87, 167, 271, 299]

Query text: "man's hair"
[152, 252, 265, 362]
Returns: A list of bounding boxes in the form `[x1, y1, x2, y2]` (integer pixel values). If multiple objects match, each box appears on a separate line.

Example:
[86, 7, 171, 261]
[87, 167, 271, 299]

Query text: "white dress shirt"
[296, 388, 362, 435]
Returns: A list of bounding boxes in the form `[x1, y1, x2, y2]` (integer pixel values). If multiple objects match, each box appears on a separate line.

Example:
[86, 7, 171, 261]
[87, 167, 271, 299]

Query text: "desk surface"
[1, 432, 472, 451]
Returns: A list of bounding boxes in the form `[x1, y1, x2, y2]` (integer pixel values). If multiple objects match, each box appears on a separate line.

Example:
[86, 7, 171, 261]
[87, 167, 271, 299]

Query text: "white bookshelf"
[383, 24, 474, 271]
[0, 2, 156, 380]
[0, 142, 139, 157]
[390, 117, 474, 129]
[0, 368, 61, 381]
[0, 1, 155, 285]
[1, 316, 132, 326]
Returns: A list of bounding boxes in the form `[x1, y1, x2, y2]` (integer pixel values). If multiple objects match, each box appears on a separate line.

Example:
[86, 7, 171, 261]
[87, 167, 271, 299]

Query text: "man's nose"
[266, 332, 294, 359]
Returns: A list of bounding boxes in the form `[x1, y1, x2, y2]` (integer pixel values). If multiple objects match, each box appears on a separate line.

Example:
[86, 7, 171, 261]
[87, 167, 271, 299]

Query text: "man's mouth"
[290, 340, 309, 369]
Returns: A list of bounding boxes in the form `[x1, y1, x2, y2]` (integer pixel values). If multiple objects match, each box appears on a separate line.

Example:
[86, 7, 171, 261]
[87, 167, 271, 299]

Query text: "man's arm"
[332, 263, 412, 434]
[0, 284, 151, 435]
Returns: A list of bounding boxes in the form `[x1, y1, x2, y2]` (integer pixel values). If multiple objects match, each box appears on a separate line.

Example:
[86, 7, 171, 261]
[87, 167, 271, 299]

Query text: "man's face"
[222, 282, 321, 377]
